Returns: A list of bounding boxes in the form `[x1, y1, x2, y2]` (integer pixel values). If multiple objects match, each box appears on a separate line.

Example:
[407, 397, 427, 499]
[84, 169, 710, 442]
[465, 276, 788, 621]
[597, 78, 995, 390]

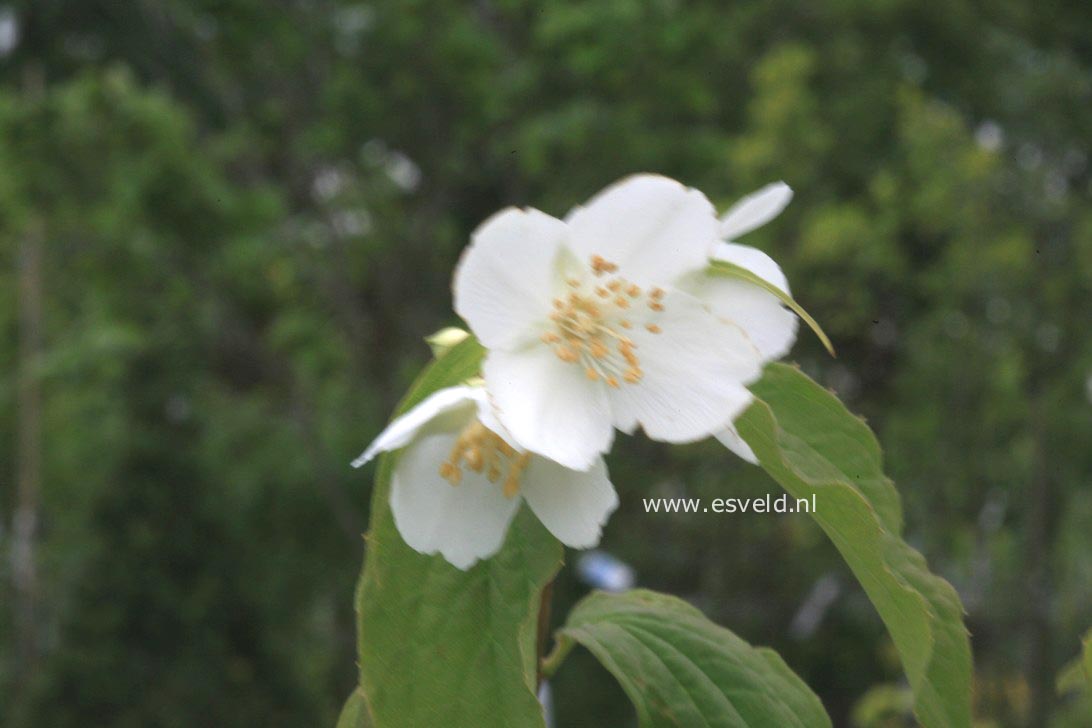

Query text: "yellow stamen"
[556, 346, 578, 362]
[502, 477, 519, 498]
[591, 255, 618, 275]
[541, 254, 670, 388]
[465, 447, 484, 472]
[439, 421, 532, 497]
[440, 462, 461, 486]
[502, 454, 531, 498]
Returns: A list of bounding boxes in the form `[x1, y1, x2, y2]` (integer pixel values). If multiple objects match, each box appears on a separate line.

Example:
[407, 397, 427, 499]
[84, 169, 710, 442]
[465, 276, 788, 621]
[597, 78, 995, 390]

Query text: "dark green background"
[1, 1, 1089, 726]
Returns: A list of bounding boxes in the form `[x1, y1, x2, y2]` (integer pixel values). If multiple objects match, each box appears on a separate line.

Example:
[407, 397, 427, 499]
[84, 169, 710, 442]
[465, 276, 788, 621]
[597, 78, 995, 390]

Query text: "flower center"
[541, 255, 665, 387]
[439, 420, 531, 498]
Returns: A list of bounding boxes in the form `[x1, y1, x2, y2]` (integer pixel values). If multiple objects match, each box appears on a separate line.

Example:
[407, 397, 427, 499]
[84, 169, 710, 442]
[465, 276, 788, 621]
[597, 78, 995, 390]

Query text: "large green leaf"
[548, 589, 831, 727]
[736, 363, 972, 728]
[353, 337, 563, 728]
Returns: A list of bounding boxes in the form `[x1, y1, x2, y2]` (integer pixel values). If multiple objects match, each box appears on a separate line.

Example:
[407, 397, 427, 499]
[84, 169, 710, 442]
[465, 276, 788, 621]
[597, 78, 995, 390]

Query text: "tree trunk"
[14, 220, 43, 681]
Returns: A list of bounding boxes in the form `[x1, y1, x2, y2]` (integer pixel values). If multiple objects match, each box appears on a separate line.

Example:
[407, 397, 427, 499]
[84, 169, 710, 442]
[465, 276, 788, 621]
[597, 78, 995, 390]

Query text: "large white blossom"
[352, 384, 618, 570]
[681, 182, 799, 463]
[453, 174, 766, 471]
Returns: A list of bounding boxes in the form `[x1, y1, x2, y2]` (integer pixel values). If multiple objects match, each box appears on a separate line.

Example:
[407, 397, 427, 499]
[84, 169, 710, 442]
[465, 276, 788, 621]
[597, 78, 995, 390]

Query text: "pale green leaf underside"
[708, 259, 835, 356]
[353, 337, 563, 728]
[335, 689, 373, 728]
[554, 589, 831, 728]
[737, 363, 972, 728]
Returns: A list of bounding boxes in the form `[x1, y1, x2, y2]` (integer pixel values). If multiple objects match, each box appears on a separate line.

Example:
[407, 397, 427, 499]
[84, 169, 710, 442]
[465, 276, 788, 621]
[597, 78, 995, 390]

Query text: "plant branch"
[535, 579, 554, 687]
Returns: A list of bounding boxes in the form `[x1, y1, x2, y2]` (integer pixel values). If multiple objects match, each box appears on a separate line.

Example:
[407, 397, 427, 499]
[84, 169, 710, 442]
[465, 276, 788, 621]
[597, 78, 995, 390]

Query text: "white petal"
[677, 244, 799, 362]
[689, 242, 797, 360]
[688, 277, 798, 361]
[483, 344, 613, 471]
[713, 241, 790, 294]
[719, 182, 793, 240]
[565, 174, 718, 285]
[453, 207, 570, 349]
[608, 290, 760, 442]
[715, 425, 759, 465]
[521, 456, 618, 549]
[465, 387, 522, 452]
[352, 386, 478, 467]
[390, 432, 521, 570]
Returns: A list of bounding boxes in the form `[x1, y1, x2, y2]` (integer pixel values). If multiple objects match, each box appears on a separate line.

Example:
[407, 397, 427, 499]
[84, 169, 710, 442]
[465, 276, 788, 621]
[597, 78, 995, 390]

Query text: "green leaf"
[708, 259, 836, 356]
[549, 589, 831, 727]
[850, 684, 914, 727]
[736, 364, 972, 728]
[353, 337, 564, 728]
[335, 689, 373, 728]
[1083, 630, 1092, 686]
[1056, 628, 1092, 696]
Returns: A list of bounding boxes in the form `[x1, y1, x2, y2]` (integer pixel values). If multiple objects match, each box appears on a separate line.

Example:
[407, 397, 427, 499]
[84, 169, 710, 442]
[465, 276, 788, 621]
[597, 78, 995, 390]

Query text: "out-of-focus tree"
[0, 69, 370, 725]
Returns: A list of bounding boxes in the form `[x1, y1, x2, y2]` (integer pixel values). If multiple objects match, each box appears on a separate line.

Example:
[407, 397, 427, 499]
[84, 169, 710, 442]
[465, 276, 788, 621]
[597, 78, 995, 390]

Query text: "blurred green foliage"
[1, 1, 1089, 726]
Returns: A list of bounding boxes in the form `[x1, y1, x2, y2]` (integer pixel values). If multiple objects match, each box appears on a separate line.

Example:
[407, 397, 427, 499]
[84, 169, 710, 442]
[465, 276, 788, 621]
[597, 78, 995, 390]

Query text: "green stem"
[539, 636, 575, 680]
[535, 579, 554, 686]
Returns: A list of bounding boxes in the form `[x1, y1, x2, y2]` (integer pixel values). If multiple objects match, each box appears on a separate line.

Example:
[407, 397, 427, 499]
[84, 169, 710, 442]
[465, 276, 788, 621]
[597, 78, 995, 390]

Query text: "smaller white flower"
[682, 182, 799, 464]
[353, 384, 618, 570]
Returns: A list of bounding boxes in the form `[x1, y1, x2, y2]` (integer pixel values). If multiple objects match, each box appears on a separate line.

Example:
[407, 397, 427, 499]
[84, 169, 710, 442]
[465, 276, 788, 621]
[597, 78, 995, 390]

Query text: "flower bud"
[425, 327, 469, 357]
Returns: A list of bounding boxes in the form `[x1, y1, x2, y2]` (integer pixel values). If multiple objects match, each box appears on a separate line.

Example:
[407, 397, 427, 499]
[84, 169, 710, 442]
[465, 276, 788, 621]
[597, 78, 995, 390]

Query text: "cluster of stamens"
[542, 255, 665, 387]
[439, 420, 531, 498]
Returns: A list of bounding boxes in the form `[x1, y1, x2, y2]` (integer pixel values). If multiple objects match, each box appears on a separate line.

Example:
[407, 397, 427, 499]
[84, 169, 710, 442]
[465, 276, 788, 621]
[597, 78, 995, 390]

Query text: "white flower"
[453, 174, 763, 471]
[680, 182, 799, 463]
[352, 385, 618, 570]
